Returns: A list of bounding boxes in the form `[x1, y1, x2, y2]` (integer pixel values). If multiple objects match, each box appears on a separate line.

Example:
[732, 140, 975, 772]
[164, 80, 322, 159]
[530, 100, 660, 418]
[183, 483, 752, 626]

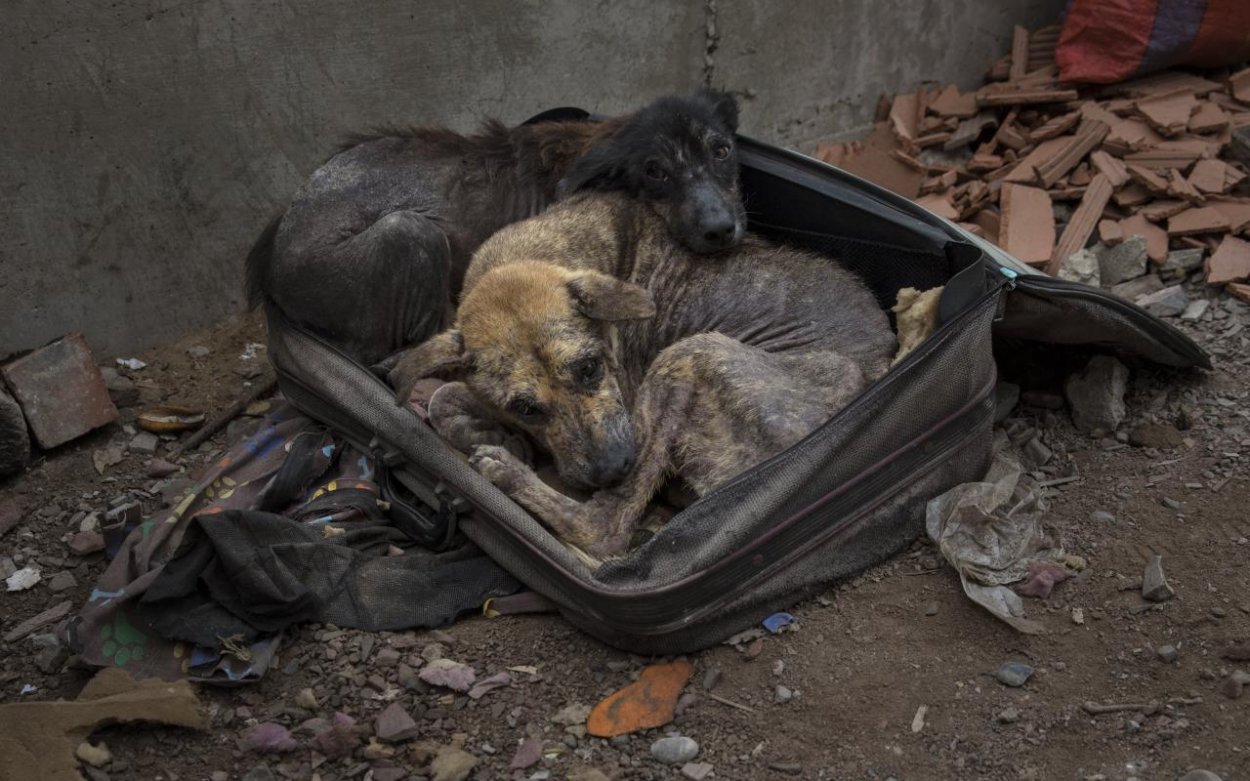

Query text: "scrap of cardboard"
[0, 667, 207, 781]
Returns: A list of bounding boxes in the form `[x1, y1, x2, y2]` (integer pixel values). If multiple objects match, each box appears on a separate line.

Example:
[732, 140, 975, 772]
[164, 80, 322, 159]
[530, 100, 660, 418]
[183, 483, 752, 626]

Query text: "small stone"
[768, 763, 804, 775]
[1098, 235, 1148, 286]
[510, 737, 542, 770]
[397, 662, 421, 691]
[418, 658, 476, 692]
[75, 741, 112, 768]
[1211, 606, 1227, 618]
[1065, 355, 1130, 434]
[774, 685, 793, 704]
[187, 345, 211, 358]
[651, 736, 699, 765]
[922, 601, 939, 616]
[681, 761, 715, 780]
[996, 706, 1020, 724]
[1162, 247, 1205, 275]
[995, 661, 1034, 687]
[6, 566, 40, 591]
[1157, 645, 1179, 663]
[68, 530, 105, 556]
[1142, 555, 1176, 602]
[211, 772, 229, 781]
[421, 642, 449, 662]
[1220, 676, 1243, 699]
[1129, 422, 1183, 449]
[430, 746, 478, 781]
[1137, 284, 1188, 317]
[1181, 299, 1211, 321]
[1110, 273, 1164, 301]
[295, 688, 318, 710]
[47, 570, 77, 592]
[35, 644, 69, 674]
[702, 666, 722, 692]
[129, 431, 159, 455]
[145, 458, 181, 478]
[1090, 510, 1115, 523]
[241, 722, 298, 753]
[375, 647, 401, 667]
[1058, 247, 1100, 286]
[1071, 607, 1085, 625]
[551, 702, 591, 726]
[375, 702, 419, 743]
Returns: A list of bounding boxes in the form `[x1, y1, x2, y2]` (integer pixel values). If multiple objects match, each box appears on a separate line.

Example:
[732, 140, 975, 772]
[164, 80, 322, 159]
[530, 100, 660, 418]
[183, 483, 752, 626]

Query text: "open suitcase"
[264, 109, 1209, 655]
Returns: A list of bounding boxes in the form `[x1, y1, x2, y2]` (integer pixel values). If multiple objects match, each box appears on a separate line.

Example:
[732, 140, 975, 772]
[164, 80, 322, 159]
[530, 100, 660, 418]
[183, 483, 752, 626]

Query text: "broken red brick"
[1134, 91, 1198, 137]
[1120, 214, 1169, 264]
[1206, 235, 1250, 286]
[1168, 207, 1232, 237]
[1000, 183, 1055, 265]
[1, 334, 118, 450]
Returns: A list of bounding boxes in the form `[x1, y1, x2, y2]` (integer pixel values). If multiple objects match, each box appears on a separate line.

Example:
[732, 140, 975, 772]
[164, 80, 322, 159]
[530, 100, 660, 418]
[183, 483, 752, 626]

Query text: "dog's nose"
[701, 213, 737, 247]
[593, 446, 636, 486]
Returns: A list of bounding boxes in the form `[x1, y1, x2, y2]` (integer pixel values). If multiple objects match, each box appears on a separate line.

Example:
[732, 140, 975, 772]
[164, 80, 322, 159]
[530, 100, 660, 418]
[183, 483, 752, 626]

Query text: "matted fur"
[392, 192, 897, 557]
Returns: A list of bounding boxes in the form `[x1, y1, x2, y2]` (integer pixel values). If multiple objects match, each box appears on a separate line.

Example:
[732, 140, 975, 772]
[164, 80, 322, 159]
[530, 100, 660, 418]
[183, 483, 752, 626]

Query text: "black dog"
[246, 90, 745, 365]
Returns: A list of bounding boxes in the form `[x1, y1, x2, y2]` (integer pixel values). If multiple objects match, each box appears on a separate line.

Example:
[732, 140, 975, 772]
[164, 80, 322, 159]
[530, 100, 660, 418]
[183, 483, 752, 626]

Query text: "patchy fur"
[393, 193, 896, 558]
[245, 90, 744, 365]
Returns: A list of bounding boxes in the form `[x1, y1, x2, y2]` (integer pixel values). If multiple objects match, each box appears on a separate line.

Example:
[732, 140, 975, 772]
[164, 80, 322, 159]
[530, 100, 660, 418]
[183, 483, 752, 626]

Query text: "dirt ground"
[2, 275, 1248, 781]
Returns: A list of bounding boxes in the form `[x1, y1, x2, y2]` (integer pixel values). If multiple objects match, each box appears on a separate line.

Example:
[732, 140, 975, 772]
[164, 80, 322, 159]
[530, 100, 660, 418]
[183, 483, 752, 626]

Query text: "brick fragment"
[1, 334, 118, 449]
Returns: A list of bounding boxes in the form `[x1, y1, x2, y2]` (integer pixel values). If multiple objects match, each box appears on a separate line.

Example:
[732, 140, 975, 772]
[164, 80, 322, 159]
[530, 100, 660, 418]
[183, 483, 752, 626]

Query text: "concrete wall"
[1, 0, 1064, 359]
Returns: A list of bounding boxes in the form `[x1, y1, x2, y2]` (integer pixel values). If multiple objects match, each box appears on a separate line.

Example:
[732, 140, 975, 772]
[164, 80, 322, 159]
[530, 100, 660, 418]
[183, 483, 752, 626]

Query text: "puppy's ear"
[557, 138, 625, 197]
[698, 88, 739, 133]
[566, 271, 656, 322]
[390, 329, 467, 405]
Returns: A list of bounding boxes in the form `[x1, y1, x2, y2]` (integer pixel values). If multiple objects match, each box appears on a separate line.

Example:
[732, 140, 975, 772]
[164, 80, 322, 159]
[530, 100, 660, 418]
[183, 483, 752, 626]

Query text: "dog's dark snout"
[701, 212, 737, 246]
[592, 440, 636, 486]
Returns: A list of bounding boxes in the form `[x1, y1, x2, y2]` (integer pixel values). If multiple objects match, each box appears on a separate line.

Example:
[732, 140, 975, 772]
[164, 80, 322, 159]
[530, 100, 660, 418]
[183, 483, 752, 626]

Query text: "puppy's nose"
[593, 446, 636, 486]
[701, 212, 737, 246]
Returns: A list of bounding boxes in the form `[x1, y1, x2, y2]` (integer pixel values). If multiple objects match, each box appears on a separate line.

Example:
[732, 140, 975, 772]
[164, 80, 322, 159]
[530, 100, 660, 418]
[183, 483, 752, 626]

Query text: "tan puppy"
[393, 192, 896, 558]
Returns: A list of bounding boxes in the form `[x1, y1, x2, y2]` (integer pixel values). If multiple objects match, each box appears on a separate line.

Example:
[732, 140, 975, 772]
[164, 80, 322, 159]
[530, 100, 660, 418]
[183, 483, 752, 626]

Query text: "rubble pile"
[817, 25, 1250, 318]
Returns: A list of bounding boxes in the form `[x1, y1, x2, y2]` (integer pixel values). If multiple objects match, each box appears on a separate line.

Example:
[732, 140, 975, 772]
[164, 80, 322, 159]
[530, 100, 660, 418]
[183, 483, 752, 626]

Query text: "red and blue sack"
[1057, 0, 1250, 84]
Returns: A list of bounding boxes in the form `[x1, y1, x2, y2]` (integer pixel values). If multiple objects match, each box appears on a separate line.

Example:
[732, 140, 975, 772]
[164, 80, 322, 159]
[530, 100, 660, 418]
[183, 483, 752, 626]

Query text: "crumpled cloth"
[925, 431, 1079, 633]
[62, 400, 517, 683]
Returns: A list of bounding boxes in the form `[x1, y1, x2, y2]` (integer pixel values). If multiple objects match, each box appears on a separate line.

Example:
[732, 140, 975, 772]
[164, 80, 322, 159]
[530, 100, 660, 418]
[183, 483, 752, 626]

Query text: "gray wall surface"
[1, 0, 1063, 359]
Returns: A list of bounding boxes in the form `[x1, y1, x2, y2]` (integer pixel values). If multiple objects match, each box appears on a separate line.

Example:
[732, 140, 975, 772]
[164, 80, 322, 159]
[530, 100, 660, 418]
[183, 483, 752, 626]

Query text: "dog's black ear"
[557, 138, 625, 197]
[390, 329, 467, 405]
[698, 88, 739, 133]
[567, 271, 656, 322]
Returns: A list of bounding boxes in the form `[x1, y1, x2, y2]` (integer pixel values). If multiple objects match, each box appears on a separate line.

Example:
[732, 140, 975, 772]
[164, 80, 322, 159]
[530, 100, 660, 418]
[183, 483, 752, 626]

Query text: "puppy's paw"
[431, 385, 534, 464]
[469, 445, 530, 494]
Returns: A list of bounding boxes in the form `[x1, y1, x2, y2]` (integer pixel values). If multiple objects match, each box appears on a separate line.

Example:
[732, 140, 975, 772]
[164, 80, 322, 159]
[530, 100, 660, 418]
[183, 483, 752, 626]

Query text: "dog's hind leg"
[276, 210, 452, 366]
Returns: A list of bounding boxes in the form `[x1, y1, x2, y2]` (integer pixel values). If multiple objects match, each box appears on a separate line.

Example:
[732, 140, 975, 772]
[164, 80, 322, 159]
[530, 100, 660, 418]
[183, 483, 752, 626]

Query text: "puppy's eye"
[645, 162, 668, 182]
[506, 397, 544, 421]
[713, 144, 731, 161]
[573, 357, 604, 388]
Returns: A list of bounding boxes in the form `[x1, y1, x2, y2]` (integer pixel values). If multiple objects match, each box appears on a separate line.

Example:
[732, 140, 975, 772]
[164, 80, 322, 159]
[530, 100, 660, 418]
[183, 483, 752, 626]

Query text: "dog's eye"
[574, 357, 604, 388]
[645, 162, 668, 182]
[713, 144, 731, 161]
[506, 397, 544, 421]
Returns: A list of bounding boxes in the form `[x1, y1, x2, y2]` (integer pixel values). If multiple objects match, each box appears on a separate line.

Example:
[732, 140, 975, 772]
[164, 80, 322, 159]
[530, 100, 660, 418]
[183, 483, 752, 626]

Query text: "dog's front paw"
[469, 445, 531, 494]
